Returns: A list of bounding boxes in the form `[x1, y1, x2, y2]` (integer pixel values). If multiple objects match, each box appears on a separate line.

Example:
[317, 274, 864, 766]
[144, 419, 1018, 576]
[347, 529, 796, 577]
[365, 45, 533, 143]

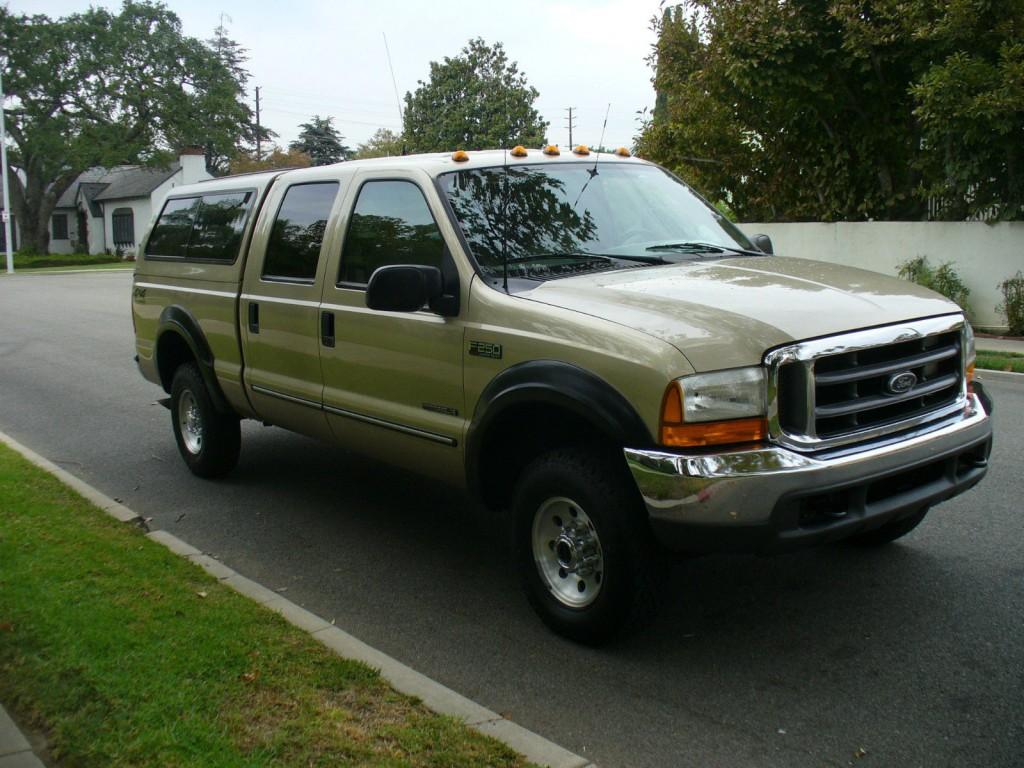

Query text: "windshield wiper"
[645, 241, 766, 258]
[513, 251, 608, 263]
[606, 254, 671, 265]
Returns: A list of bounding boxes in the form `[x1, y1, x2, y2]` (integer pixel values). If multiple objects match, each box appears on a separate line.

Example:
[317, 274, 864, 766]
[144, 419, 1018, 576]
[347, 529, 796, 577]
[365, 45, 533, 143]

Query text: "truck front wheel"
[513, 448, 666, 645]
[171, 362, 240, 478]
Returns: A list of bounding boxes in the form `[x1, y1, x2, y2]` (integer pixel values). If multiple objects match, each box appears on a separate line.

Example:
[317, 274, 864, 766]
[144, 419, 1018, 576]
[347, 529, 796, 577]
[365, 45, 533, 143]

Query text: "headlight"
[963, 322, 976, 389]
[660, 367, 768, 448]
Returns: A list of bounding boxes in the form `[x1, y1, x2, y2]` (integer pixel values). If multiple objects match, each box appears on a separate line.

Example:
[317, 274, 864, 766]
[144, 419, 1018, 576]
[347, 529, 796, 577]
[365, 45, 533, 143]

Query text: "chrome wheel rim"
[531, 496, 604, 608]
[178, 390, 203, 455]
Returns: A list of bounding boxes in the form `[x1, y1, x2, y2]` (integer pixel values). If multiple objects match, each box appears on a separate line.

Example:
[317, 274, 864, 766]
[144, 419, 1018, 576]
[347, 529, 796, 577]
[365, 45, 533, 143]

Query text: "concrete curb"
[976, 368, 1024, 381]
[0, 705, 43, 768]
[3, 268, 133, 276]
[0, 430, 596, 768]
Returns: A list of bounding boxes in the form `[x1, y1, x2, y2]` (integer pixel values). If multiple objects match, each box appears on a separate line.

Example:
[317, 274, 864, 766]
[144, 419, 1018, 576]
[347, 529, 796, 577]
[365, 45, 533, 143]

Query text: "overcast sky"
[12, 0, 663, 152]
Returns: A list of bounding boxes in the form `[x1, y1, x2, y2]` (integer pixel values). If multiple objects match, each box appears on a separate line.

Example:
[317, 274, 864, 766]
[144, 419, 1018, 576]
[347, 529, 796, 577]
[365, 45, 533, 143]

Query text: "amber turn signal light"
[659, 384, 767, 448]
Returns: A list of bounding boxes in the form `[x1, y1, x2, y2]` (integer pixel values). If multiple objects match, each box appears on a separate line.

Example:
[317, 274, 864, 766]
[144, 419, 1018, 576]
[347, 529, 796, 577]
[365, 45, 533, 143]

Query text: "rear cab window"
[144, 191, 255, 263]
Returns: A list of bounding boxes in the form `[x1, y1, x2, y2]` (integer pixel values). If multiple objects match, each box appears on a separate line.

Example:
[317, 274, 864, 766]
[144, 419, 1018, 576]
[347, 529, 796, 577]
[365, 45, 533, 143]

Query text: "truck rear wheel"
[513, 448, 666, 645]
[171, 362, 240, 478]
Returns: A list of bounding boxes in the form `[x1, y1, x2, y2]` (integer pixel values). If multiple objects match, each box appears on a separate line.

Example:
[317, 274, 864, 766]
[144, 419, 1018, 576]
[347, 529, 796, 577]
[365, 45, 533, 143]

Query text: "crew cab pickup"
[132, 148, 993, 644]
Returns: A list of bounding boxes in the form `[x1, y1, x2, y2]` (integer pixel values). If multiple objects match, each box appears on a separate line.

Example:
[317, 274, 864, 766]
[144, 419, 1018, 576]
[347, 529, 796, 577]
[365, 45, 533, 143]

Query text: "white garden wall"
[740, 222, 1024, 331]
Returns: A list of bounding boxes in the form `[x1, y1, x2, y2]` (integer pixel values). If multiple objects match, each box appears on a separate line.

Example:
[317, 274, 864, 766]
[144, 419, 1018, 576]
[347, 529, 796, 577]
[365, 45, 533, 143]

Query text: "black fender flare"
[156, 305, 232, 415]
[465, 360, 654, 500]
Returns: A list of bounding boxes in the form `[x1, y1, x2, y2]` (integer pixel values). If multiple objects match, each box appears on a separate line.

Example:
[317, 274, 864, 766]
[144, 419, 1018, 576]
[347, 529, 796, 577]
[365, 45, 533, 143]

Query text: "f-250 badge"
[469, 341, 502, 359]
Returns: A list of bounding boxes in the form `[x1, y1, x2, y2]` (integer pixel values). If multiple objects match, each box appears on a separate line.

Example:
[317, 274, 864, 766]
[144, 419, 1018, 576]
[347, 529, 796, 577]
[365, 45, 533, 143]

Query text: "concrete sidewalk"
[0, 705, 43, 768]
[976, 335, 1024, 355]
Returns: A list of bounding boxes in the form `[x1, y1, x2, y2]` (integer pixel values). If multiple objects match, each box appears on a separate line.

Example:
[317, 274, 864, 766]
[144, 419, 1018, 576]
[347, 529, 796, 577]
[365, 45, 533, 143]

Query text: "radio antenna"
[383, 33, 404, 154]
[573, 103, 611, 209]
[501, 96, 510, 293]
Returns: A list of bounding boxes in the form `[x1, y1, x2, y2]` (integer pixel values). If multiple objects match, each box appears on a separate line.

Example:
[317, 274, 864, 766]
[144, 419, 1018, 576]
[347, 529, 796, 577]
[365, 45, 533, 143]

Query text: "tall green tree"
[636, 1, 1024, 222]
[0, 1, 251, 253]
[206, 15, 276, 172]
[353, 128, 405, 159]
[402, 38, 548, 152]
[289, 116, 352, 166]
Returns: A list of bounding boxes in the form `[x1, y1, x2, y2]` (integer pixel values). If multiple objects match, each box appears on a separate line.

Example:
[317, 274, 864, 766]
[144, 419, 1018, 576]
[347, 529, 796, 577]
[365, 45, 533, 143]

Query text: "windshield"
[439, 162, 755, 281]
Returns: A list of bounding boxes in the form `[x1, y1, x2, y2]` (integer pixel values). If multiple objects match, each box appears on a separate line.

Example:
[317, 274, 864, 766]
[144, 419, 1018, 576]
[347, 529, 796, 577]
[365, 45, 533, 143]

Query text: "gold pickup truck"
[132, 148, 993, 644]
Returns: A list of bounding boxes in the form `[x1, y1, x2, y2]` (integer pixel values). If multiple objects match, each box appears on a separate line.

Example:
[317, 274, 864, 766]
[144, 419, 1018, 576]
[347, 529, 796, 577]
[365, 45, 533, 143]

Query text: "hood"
[521, 256, 961, 372]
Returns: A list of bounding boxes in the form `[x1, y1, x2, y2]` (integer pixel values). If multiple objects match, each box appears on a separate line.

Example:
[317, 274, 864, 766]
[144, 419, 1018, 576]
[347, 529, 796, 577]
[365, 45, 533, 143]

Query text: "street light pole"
[0, 64, 14, 274]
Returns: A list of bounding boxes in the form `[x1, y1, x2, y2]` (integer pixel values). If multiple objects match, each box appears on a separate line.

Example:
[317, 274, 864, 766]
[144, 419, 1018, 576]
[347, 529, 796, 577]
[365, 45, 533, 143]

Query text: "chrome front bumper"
[625, 391, 993, 553]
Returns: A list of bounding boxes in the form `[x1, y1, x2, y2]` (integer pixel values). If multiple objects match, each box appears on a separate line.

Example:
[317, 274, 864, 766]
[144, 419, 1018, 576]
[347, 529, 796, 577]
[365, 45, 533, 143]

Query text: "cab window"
[145, 197, 199, 256]
[262, 182, 339, 282]
[339, 180, 444, 286]
[188, 191, 254, 261]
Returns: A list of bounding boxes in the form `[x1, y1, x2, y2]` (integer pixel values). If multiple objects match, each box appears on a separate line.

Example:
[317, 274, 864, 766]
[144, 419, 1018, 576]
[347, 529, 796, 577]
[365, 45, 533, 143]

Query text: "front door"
[319, 171, 467, 485]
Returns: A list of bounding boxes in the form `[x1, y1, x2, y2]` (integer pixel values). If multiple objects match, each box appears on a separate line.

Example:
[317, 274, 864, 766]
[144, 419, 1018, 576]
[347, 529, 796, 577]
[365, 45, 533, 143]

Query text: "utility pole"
[0, 63, 13, 274]
[254, 86, 262, 162]
[565, 107, 576, 148]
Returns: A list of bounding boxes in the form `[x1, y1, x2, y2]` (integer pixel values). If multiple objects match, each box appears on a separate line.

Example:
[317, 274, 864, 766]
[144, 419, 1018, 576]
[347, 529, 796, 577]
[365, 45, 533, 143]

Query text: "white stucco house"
[0, 148, 212, 257]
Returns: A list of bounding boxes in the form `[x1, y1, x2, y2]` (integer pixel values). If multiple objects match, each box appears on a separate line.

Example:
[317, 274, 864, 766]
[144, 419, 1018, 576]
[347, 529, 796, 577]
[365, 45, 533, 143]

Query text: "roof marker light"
[510, 145, 528, 157]
[573, 145, 590, 156]
[452, 150, 469, 162]
[614, 147, 631, 157]
[542, 144, 560, 156]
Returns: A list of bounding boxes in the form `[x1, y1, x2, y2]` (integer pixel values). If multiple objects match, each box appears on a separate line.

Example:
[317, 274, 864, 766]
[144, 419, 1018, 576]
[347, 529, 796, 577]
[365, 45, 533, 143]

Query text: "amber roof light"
[452, 150, 469, 162]
[573, 145, 590, 156]
[542, 145, 560, 156]
[510, 145, 528, 157]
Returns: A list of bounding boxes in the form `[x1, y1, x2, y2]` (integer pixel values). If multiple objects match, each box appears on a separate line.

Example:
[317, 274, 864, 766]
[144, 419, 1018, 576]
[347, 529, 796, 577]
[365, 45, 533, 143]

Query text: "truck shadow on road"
[199, 426, 964, 667]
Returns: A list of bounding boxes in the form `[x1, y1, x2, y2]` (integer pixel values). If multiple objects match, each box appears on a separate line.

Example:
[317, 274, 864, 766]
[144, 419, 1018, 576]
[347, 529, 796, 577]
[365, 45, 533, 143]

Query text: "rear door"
[240, 178, 343, 439]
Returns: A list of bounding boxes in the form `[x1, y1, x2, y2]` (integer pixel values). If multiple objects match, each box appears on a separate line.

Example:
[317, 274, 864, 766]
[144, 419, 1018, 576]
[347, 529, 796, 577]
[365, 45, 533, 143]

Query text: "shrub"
[998, 271, 1024, 336]
[896, 256, 971, 317]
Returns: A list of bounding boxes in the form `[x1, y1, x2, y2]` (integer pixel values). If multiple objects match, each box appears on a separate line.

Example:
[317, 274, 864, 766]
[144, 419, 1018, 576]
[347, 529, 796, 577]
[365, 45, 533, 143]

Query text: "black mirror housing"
[752, 233, 774, 255]
[366, 265, 444, 313]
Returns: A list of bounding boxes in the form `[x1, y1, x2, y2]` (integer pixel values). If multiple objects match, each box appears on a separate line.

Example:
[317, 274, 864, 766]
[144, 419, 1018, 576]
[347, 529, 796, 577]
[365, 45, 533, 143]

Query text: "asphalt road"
[2, 271, 1021, 768]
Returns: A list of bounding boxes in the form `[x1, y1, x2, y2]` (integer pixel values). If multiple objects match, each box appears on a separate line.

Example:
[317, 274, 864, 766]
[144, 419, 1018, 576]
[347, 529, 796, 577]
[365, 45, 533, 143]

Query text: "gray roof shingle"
[53, 162, 182, 210]
[93, 163, 180, 202]
[55, 167, 108, 208]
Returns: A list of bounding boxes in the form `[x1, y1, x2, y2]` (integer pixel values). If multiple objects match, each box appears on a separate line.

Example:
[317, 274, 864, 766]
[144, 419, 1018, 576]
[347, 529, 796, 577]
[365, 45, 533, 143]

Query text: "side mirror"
[366, 264, 444, 313]
[752, 233, 774, 255]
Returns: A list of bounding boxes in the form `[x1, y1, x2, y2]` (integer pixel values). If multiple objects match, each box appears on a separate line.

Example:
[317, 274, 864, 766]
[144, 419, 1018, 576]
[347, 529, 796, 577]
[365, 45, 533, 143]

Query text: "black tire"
[512, 447, 667, 645]
[170, 362, 240, 478]
[846, 506, 929, 547]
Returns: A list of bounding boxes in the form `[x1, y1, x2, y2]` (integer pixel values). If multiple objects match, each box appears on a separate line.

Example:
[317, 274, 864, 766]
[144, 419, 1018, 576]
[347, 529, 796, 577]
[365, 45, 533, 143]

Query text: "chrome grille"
[766, 316, 968, 452]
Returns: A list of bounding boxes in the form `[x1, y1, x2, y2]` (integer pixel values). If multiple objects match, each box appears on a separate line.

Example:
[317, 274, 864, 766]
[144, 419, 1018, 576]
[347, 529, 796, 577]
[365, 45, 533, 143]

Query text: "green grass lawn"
[0, 444, 530, 767]
[977, 349, 1024, 373]
[13, 261, 134, 274]
[977, 353, 1024, 373]
[6, 251, 123, 270]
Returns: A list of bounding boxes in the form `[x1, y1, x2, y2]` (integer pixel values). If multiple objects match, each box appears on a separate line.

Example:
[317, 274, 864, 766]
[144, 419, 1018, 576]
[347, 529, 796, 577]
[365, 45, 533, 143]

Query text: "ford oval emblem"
[887, 371, 918, 394]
